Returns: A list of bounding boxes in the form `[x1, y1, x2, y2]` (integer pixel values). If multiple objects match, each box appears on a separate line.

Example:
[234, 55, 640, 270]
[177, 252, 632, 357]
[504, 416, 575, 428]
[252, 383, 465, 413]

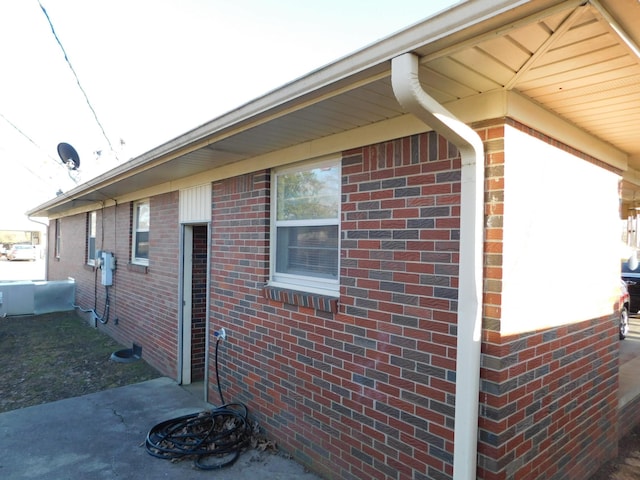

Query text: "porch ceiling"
[30, 0, 640, 217]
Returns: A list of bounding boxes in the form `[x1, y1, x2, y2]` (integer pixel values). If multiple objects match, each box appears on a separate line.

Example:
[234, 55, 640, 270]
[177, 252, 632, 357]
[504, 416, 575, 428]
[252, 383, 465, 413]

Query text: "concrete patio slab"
[0, 377, 322, 480]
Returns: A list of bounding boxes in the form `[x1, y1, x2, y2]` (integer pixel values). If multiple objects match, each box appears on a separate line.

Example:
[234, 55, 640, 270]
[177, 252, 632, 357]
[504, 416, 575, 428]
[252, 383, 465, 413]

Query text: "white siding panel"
[179, 184, 211, 223]
[501, 126, 621, 335]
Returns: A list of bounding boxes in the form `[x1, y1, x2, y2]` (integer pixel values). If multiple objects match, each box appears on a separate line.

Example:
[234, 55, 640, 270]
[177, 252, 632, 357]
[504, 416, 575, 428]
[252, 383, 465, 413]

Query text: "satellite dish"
[57, 142, 80, 170]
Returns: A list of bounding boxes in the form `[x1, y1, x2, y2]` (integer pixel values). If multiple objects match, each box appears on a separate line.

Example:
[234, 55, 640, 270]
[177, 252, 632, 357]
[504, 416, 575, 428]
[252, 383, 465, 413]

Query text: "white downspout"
[391, 52, 484, 480]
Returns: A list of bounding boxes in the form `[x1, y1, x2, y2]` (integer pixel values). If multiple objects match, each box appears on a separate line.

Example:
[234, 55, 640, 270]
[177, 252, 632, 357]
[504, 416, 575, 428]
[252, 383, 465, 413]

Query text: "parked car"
[622, 260, 640, 315]
[6, 244, 37, 261]
[619, 279, 630, 340]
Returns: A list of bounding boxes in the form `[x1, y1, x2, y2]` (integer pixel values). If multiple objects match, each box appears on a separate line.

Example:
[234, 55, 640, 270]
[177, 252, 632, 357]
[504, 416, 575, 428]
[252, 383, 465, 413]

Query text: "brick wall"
[191, 224, 208, 381]
[47, 192, 181, 378]
[476, 120, 619, 480]
[209, 124, 620, 480]
[210, 133, 462, 479]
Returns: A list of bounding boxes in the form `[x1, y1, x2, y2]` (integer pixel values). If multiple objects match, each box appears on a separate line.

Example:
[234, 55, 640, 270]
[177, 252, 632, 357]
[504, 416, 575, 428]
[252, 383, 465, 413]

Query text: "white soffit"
[423, 1, 639, 166]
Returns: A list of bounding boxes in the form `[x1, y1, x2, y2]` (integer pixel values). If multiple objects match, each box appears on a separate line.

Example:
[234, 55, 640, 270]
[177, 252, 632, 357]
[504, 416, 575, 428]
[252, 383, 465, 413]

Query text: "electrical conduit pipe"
[391, 52, 484, 480]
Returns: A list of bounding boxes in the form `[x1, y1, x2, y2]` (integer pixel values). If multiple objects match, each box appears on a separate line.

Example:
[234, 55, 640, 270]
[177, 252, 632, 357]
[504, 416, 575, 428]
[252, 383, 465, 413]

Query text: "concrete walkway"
[619, 315, 640, 409]
[0, 377, 322, 480]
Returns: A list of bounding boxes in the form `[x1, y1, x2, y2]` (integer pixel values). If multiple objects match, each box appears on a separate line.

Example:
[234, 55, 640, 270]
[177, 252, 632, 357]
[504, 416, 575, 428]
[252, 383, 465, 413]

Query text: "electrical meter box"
[96, 251, 115, 286]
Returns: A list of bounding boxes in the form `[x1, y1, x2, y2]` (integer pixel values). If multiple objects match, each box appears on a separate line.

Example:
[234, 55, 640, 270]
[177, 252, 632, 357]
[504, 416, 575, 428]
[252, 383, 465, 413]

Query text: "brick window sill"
[127, 262, 149, 274]
[263, 285, 338, 313]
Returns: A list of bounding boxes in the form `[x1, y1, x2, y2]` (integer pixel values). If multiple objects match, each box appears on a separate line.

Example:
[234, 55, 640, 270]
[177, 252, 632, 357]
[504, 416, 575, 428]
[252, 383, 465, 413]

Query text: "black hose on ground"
[145, 402, 249, 470]
[144, 337, 249, 470]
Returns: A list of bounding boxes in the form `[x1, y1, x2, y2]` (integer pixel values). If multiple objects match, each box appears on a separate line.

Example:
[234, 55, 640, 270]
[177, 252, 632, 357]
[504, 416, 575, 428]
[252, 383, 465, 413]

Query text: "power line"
[0, 117, 58, 186]
[38, 0, 118, 160]
[0, 112, 78, 184]
[0, 112, 53, 161]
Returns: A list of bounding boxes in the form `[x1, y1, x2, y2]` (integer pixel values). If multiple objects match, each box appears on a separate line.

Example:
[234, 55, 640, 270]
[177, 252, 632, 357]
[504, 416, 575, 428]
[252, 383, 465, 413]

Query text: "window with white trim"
[271, 159, 341, 295]
[132, 200, 150, 265]
[87, 211, 97, 265]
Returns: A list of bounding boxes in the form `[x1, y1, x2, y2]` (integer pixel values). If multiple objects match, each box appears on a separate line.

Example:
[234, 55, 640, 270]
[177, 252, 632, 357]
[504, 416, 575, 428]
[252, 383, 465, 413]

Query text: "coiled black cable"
[145, 337, 249, 470]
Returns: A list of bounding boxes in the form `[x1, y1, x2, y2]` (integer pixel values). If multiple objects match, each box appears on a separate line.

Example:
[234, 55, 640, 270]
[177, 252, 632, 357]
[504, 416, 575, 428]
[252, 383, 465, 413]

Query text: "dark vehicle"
[620, 279, 630, 340]
[622, 260, 640, 315]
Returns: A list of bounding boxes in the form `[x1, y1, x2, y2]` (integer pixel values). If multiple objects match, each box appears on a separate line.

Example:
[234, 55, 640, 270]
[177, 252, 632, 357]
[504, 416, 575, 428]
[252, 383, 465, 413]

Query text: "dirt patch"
[0, 312, 161, 413]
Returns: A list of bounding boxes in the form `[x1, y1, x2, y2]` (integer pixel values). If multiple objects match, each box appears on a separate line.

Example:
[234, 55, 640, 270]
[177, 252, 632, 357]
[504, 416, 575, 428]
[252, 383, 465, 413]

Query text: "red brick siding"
[210, 133, 462, 480]
[476, 120, 619, 480]
[191, 224, 208, 381]
[48, 213, 96, 309]
[47, 193, 180, 378]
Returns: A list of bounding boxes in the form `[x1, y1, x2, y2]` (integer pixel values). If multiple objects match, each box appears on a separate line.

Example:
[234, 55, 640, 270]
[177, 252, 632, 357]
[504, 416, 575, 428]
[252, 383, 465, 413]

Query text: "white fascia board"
[445, 90, 627, 172]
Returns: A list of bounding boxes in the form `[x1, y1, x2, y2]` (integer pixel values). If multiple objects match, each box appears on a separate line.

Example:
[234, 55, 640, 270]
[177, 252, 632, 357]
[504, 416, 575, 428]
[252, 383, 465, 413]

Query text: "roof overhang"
[28, 0, 640, 218]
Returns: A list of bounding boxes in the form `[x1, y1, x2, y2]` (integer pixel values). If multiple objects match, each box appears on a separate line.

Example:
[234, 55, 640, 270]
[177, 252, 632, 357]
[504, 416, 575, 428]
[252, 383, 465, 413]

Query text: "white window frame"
[132, 200, 150, 265]
[270, 158, 341, 296]
[55, 219, 61, 259]
[87, 211, 97, 265]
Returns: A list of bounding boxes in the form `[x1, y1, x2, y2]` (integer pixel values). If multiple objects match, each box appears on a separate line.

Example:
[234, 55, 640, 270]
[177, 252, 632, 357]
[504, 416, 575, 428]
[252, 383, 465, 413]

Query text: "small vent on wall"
[179, 184, 212, 223]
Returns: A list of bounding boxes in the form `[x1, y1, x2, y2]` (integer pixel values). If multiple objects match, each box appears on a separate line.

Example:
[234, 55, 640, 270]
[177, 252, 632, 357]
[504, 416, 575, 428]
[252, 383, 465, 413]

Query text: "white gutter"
[590, 0, 640, 60]
[391, 53, 484, 480]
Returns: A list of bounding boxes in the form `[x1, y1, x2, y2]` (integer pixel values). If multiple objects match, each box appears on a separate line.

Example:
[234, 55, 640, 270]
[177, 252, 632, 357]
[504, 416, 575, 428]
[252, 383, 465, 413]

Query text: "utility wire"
[0, 112, 60, 166]
[38, 0, 118, 160]
[0, 112, 75, 184]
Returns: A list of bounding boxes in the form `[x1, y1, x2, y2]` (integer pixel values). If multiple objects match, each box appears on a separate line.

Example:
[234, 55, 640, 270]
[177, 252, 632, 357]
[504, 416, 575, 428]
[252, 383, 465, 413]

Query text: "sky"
[0, 0, 460, 224]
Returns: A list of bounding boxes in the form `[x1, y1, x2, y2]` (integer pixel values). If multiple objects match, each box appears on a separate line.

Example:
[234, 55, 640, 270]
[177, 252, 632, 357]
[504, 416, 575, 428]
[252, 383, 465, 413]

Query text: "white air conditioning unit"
[0, 279, 75, 316]
[0, 281, 35, 316]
